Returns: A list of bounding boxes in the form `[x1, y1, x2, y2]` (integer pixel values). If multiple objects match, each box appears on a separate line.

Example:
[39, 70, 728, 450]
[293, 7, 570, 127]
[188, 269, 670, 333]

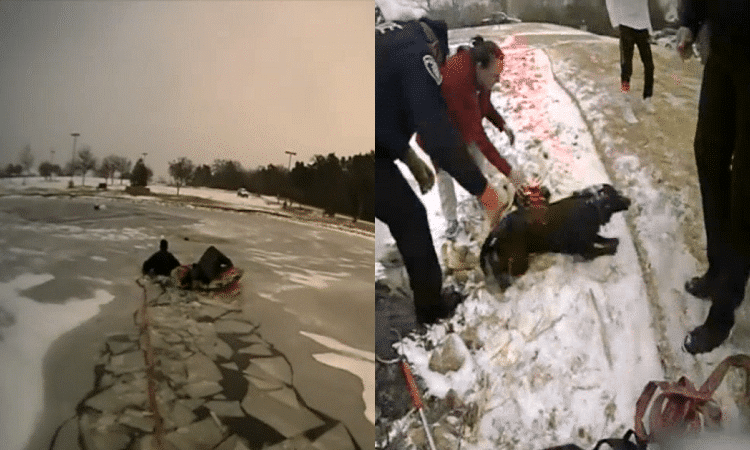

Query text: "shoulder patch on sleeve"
[376, 21, 403, 35]
[422, 54, 442, 85]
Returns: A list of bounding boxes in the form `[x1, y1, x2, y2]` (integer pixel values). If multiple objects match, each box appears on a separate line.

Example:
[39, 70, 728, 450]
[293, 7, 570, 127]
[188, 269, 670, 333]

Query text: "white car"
[480, 12, 521, 26]
[237, 188, 249, 198]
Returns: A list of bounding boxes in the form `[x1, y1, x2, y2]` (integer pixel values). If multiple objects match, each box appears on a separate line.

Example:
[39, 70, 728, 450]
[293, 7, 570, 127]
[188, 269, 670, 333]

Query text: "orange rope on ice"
[136, 279, 165, 450]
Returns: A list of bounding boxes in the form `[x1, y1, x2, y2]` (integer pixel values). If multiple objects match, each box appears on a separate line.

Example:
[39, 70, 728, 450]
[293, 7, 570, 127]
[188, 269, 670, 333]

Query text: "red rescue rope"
[136, 279, 165, 449]
[634, 354, 750, 445]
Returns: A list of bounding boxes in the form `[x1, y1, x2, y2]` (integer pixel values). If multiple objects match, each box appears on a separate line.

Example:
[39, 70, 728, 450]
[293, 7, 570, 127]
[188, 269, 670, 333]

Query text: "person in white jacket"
[605, 0, 655, 107]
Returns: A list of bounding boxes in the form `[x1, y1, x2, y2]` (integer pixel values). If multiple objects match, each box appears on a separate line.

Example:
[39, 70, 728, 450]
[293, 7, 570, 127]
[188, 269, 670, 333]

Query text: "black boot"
[684, 272, 718, 299]
[683, 302, 735, 355]
[415, 286, 465, 325]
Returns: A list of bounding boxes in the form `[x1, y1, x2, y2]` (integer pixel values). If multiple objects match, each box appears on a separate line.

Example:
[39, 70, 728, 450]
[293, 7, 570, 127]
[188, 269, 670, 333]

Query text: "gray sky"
[0, 1, 374, 178]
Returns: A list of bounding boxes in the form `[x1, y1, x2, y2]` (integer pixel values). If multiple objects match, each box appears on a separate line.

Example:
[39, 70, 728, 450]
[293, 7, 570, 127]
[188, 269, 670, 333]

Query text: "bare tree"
[112, 156, 132, 184]
[99, 155, 119, 185]
[75, 146, 97, 186]
[19, 144, 34, 185]
[168, 157, 194, 195]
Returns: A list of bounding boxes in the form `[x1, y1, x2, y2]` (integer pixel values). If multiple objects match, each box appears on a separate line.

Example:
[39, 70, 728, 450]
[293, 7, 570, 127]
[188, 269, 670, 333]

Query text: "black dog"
[184, 246, 234, 286]
[481, 184, 631, 288]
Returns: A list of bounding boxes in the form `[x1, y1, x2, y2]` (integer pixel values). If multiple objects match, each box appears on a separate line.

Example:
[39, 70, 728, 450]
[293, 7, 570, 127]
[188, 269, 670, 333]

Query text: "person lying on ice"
[189, 246, 234, 285]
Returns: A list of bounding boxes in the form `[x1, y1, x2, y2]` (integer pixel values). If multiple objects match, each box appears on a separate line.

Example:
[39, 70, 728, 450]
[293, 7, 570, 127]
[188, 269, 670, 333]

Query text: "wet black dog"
[480, 184, 631, 288]
[188, 246, 233, 285]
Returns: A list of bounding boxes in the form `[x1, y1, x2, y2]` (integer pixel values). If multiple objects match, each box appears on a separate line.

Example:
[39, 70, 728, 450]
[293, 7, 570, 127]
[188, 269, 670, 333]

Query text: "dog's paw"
[605, 238, 619, 253]
[593, 236, 619, 254]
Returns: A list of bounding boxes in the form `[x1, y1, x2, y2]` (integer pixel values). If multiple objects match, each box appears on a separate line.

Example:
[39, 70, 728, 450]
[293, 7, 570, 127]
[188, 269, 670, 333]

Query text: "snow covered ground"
[0, 176, 373, 238]
[0, 176, 286, 213]
[376, 22, 750, 449]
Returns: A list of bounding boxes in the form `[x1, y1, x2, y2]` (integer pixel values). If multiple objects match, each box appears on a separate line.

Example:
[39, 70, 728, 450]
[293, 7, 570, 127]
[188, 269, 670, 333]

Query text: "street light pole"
[285, 151, 296, 172]
[284, 151, 297, 207]
[50, 149, 55, 180]
[70, 133, 79, 182]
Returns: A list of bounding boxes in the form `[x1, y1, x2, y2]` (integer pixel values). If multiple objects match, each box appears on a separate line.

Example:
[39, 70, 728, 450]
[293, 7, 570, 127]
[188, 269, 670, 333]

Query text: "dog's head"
[586, 183, 631, 224]
[480, 213, 529, 289]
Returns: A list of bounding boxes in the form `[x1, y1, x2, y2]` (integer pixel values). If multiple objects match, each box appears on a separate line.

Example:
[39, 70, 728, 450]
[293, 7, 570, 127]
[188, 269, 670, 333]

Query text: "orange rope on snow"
[634, 354, 750, 446]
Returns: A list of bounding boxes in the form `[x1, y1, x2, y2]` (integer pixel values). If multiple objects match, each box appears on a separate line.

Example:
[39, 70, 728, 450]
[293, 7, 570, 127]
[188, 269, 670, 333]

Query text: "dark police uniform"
[142, 240, 181, 277]
[376, 18, 487, 324]
[681, 0, 750, 353]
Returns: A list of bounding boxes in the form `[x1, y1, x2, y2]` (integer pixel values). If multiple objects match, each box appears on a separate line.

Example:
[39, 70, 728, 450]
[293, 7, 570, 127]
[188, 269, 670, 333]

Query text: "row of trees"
[1, 145, 137, 186]
[424, 0, 672, 36]
[168, 152, 374, 222]
[1, 145, 36, 182]
[2, 144, 373, 222]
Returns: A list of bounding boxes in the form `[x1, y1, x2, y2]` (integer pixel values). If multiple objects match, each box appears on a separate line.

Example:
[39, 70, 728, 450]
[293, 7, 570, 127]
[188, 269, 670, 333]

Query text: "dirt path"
[542, 38, 701, 382]
[544, 32, 706, 267]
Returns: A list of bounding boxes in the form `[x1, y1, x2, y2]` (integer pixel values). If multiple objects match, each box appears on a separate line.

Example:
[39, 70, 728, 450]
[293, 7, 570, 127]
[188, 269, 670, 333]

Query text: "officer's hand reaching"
[403, 147, 435, 194]
[478, 183, 508, 229]
[676, 27, 694, 60]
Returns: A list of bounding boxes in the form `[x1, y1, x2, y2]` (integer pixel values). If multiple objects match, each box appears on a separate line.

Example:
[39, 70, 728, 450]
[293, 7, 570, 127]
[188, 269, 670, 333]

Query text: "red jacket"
[418, 48, 511, 176]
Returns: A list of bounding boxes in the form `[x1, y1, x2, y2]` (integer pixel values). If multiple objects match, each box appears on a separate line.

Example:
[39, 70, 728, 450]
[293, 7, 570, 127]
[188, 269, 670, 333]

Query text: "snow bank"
[0, 273, 113, 450]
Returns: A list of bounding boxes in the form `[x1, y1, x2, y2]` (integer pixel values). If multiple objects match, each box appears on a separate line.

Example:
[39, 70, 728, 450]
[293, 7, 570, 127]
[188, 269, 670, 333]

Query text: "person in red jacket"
[418, 35, 525, 239]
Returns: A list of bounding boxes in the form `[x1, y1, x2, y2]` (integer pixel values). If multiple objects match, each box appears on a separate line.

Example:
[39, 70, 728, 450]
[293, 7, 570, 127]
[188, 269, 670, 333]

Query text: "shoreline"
[0, 178, 375, 239]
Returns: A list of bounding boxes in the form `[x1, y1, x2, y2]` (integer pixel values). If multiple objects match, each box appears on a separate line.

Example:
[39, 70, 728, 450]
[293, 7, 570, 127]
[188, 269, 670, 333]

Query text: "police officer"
[142, 239, 181, 277]
[376, 16, 507, 325]
[678, 0, 750, 353]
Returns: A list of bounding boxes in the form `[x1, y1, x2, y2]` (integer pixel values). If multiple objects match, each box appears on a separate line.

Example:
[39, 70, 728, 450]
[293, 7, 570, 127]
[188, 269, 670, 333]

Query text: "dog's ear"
[602, 184, 624, 202]
[605, 185, 631, 212]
